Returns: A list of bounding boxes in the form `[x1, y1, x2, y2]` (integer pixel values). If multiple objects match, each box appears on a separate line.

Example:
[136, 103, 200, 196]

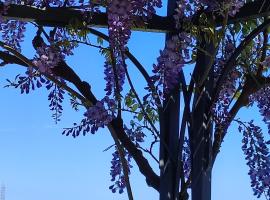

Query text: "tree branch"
[0, 46, 160, 191]
[212, 18, 270, 107]
[211, 74, 270, 165]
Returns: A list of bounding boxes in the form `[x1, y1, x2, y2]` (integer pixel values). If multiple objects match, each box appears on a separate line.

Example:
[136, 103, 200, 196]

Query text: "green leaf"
[137, 113, 143, 121]
[125, 96, 133, 107]
[131, 104, 139, 112]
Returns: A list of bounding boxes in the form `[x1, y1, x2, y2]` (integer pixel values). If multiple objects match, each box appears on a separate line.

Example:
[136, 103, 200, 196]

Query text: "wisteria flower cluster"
[1, 20, 26, 52]
[84, 96, 116, 134]
[5, 71, 50, 94]
[33, 45, 64, 74]
[238, 120, 270, 198]
[109, 125, 145, 194]
[109, 148, 132, 194]
[52, 28, 78, 56]
[5, 70, 66, 122]
[249, 87, 270, 135]
[62, 118, 91, 138]
[152, 33, 190, 94]
[47, 80, 65, 123]
[62, 97, 116, 137]
[104, 59, 125, 96]
[213, 39, 240, 133]
[107, 0, 162, 50]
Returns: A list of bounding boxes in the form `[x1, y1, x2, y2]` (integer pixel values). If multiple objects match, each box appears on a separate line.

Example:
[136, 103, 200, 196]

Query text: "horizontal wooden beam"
[1, 0, 270, 33]
[3, 4, 174, 32]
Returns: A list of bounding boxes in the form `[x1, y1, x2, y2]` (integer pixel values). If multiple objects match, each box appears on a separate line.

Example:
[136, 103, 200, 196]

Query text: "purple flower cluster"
[109, 148, 132, 194]
[225, 0, 245, 16]
[107, 0, 133, 50]
[62, 118, 91, 138]
[84, 96, 116, 134]
[238, 121, 270, 198]
[152, 34, 189, 94]
[1, 20, 26, 52]
[174, 0, 200, 26]
[104, 59, 125, 96]
[107, 0, 161, 50]
[5, 68, 65, 122]
[213, 39, 240, 133]
[124, 125, 145, 146]
[52, 28, 78, 56]
[33, 45, 64, 74]
[109, 125, 145, 194]
[249, 87, 270, 135]
[62, 97, 116, 137]
[5, 70, 50, 94]
[133, 0, 162, 16]
[46, 80, 65, 123]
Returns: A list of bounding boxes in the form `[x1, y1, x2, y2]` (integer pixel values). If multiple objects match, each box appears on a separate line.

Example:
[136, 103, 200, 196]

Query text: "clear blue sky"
[0, 3, 269, 200]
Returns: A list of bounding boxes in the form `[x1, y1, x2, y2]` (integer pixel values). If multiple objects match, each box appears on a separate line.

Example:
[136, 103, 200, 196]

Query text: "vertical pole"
[191, 39, 215, 200]
[159, 1, 180, 200]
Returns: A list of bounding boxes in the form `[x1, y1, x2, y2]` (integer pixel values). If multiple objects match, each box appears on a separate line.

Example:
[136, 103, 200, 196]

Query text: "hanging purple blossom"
[212, 38, 240, 134]
[1, 20, 26, 52]
[152, 34, 189, 94]
[107, 0, 133, 51]
[238, 120, 270, 198]
[84, 96, 116, 134]
[32, 45, 64, 74]
[104, 59, 125, 96]
[109, 125, 145, 194]
[47, 80, 65, 123]
[5, 71, 49, 94]
[51, 28, 78, 56]
[249, 87, 270, 135]
[109, 148, 132, 194]
[107, 0, 162, 50]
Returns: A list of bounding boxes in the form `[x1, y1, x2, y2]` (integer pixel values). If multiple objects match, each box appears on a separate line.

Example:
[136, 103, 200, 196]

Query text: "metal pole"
[159, 1, 180, 199]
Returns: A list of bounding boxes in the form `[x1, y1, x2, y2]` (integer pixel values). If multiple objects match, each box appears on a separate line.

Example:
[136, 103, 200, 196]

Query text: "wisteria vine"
[1, 0, 270, 199]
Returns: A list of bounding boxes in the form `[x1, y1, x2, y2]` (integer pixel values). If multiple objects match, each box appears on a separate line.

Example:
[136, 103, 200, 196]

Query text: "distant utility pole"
[0, 184, 5, 200]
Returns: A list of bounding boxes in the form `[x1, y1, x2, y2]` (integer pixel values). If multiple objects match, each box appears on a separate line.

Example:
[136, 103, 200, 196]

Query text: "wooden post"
[190, 38, 215, 200]
[159, 0, 180, 200]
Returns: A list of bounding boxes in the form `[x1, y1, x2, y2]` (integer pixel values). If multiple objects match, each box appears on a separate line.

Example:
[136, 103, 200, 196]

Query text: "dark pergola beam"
[3, 4, 174, 32]
[1, 0, 270, 33]
[217, 0, 270, 25]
